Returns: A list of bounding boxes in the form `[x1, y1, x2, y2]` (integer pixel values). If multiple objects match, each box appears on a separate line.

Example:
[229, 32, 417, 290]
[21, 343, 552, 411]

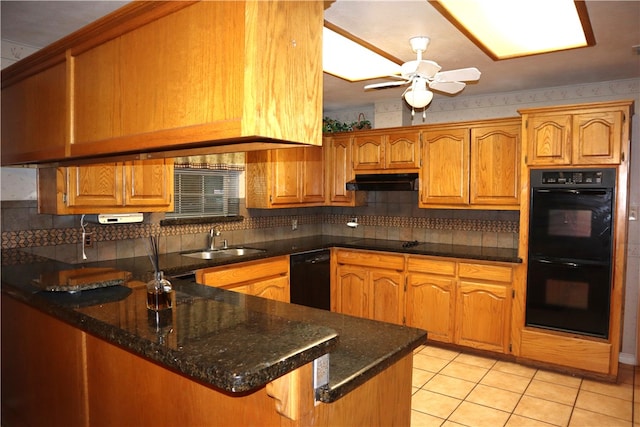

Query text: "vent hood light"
[430, 0, 595, 60]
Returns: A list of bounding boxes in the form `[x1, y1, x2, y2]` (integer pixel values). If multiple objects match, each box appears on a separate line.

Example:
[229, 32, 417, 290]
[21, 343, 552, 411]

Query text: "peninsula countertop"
[1, 235, 438, 403]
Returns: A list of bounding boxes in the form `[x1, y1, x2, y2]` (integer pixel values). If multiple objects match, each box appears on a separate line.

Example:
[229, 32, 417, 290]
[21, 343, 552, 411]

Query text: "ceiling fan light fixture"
[404, 79, 434, 109]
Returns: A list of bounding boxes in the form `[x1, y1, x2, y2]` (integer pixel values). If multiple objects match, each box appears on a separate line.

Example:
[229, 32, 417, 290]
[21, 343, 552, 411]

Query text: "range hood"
[346, 173, 419, 191]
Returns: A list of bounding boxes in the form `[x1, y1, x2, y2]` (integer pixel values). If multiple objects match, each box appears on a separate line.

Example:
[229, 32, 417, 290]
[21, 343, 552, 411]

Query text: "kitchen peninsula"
[1, 237, 428, 427]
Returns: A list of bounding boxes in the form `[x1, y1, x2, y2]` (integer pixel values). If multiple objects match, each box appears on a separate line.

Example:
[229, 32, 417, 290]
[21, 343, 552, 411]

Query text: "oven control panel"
[532, 169, 616, 187]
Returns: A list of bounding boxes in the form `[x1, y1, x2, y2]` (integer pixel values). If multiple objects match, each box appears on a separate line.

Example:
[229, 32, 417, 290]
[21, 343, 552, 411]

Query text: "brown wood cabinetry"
[196, 256, 290, 303]
[406, 258, 456, 343]
[324, 135, 367, 207]
[352, 129, 421, 172]
[245, 146, 325, 208]
[37, 159, 174, 214]
[332, 249, 405, 325]
[419, 118, 520, 209]
[1, 1, 324, 165]
[521, 101, 630, 166]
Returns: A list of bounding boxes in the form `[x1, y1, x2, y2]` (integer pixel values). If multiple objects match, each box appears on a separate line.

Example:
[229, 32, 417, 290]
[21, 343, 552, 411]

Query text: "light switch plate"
[630, 205, 638, 221]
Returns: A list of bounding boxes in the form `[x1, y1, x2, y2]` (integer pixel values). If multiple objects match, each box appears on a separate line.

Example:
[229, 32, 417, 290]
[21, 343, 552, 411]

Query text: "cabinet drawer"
[406, 257, 456, 276]
[335, 249, 405, 271]
[459, 263, 512, 283]
[196, 256, 289, 288]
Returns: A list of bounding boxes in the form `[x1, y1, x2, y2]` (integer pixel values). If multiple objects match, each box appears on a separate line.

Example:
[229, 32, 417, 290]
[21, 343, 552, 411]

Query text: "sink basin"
[181, 247, 265, 260]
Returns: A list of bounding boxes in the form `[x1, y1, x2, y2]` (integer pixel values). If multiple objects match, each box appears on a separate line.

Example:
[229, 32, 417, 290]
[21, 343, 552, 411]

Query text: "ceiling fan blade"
[364, 80, 409, 90]
[415, 60, 441, 78]
[433, 67, 481, 83]
[429, 80, 466, 94]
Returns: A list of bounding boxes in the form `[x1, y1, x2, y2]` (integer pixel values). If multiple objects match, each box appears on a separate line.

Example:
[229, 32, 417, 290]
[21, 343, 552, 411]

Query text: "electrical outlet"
[291, 219, 298, 231]
[84, 233, 93, 247]
[630, 205, 638, 221]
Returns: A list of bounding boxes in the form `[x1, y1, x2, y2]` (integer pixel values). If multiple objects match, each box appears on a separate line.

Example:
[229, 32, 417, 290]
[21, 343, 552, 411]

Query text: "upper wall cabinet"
[352, 129, 421, 172]
[38, 159, 174, 214]
[1, 1, 324, 166]
[324, 135, 367, 207]
[419, 118, 521, 210]
[520, 101, 632, 166]
[245, 146, 325, 208]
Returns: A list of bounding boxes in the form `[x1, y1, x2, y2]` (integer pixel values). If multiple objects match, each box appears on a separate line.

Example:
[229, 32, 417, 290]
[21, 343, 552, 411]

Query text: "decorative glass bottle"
[146, 271, 173, 311]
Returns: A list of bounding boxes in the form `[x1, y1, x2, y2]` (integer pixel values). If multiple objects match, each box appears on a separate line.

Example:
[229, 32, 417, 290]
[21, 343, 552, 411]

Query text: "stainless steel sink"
[181, 247, 265, 260]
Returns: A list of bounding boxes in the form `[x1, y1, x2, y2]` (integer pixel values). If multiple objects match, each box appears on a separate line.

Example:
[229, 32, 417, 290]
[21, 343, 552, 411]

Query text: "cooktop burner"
[401, 240, 420, 248]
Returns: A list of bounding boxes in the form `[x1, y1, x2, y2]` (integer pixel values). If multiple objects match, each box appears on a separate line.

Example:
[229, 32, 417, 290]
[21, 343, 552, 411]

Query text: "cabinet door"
[124, 159, 174, 208]
[420, 127, 469, 206]
[353, 133, 385, 171]
[526, 114, 572, 165]
[385, 130, 420, 170]
[572, 111, 622, 165]
[406, 273, 455, 343]
[326, 135, 356, 205]
[370, 269, 404, 325]
[67, 163, 124, 208]
[470, 122, 520, 206]
[250, 276, 290, 303]
[455, 281, 510, 353]
[301, 146, 325, 203]
[271, 148, 303, 205]
[334, 264, 368, 318]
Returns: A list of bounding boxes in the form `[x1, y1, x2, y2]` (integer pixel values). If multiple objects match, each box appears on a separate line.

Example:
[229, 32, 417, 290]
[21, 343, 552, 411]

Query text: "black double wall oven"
[526, 168, 616, 339]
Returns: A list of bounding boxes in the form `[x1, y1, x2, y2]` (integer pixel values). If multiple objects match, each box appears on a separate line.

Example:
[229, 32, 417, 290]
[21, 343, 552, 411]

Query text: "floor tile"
[413, 368, 435, 388]
[568, 407, 632, 427]
[423, 374, 476, 400]
[419, 346, 460, 361]
[466, 384, 522, 412]
[439, 361, 489, 383]
[581, 378, 633, 401]
[448, 401, 510, 427]
[533, 370, 582, 389]
[525, 379, 579, 406]
[411, 409, 445, 427]
[574, 389, 632, 421]
[513, 395, 573, 426]
[505, 414, 556, 426]
[412, 389, 462, 419]
[481, 369, 532, 394]
[492, 360, 537, 378]
[413, 353, 452, 373]
[453, 353, 497, 369]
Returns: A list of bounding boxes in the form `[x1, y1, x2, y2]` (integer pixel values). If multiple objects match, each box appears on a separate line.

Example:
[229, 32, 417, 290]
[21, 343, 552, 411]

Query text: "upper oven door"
[528, 187, 614, 262]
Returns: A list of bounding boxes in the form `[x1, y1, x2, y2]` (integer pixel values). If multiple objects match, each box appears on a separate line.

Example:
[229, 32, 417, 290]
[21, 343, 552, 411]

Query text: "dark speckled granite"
[1, 235, 518, 402]
[1, 245, 427, 402]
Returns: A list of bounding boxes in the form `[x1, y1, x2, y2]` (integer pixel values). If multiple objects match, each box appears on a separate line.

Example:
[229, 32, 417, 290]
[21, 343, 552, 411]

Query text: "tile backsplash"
[1, 192, 519, 264]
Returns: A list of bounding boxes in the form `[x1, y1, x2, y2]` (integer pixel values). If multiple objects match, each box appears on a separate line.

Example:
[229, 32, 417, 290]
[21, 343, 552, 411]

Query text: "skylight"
[431, 0, 595, 60]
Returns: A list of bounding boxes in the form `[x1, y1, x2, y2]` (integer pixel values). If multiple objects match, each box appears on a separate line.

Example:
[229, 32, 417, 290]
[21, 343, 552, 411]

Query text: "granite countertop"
[0, 235, 518, 402]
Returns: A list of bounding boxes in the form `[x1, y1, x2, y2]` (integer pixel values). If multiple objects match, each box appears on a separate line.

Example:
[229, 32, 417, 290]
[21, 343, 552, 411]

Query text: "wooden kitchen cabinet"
[1, 1, 324, 165]
[455, 262, 513, 353]
[352, 129, 420, 172]
[196, 256, 290, 303]
[245, 146, 325, 208]
[324, 135, 367, 207]
[332, 249, 405, 325]
[37, 159, 174, 214]
[420, 118, 520, 209]
[406, 257, 457, 343]
[521, 101, 631, 166]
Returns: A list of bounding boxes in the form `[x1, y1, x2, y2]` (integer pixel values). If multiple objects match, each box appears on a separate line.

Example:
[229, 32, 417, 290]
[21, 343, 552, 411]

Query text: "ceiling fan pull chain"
[422, 109, 427, 121]
[411, 107, 415, 118]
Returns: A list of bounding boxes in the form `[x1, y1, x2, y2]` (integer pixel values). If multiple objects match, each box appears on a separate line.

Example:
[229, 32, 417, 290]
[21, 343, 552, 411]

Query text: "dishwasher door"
[289, 249, 330, 310]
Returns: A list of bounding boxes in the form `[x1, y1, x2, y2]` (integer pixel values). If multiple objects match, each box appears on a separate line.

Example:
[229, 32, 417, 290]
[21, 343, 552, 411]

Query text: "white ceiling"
[2, 1, 639, 113]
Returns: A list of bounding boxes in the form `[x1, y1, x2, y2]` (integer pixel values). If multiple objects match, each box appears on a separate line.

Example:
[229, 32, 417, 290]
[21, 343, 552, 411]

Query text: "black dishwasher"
[290, 249, 331, 310]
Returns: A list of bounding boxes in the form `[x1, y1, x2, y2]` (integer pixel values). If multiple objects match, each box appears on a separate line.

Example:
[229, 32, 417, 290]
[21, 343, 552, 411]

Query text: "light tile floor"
[411, 345, 639, 427]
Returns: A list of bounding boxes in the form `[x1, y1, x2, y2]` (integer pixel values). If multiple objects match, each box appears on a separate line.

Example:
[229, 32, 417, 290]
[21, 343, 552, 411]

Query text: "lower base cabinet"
[196, 256, 290, 302]
[405, 255, 514, 354]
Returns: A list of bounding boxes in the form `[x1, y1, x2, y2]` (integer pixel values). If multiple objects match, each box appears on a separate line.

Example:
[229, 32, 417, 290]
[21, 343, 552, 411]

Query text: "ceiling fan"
[364, 36, 481, 110]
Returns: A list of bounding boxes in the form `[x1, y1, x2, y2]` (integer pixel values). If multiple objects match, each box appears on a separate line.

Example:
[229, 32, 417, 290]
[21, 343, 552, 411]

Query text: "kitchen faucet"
[209, 226, 221, 251]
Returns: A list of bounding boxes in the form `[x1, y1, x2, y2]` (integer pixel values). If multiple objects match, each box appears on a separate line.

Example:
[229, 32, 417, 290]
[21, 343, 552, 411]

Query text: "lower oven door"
[525, 258, 611, 338]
